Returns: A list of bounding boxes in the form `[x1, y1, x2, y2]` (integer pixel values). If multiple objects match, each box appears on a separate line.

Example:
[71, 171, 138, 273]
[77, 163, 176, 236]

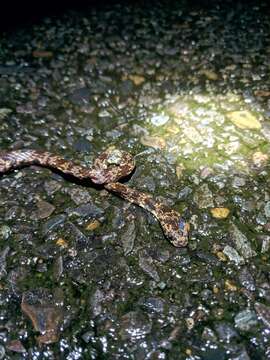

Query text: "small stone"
[82, 330, 95, 343]
[66, 203, 104, 218]
[215, 251, 227, 262]
[140, 297, 165, 313]
[0, 108, 12, 120]
[21, 289, 64, 345]
[120, 311, 152, 340]
[73, 139, 92, 153]
[255, 302, 270, 328]
[229, 224, 256, 259]
[210, 208, 230, 219]
[193, 183, 214, 209]
[232, 177, 246, 188]
[234, 310, 258, 331]
[69, 87, 91, 105]
[225, 279, 238, 292]
[0, 225, 11, 240]
[178, 186, 192, 200]
[223, 245, 244, 265]
[215, 322, 239, 342]
[140, 135, 166, 149]
[32, 50, 53, 58]
[254, 90, 270, 97]
[42, 214, 66, 234]
[264, 202, 270, 218]
[6, 340, 26, 353]
[150, 113, 169, 126]
[129, 74, 145, 86]
[183, 126, 203, 143]
[227, 111, 261, 130]
[175, 164, 185, 179]
[44, 180, 62, 195]
[261, 235, 270, 253]
[70, 188, 92, 205]
[91, 289, 104, 317]
[185, 317, 195, 330]
[200, 69, 218, 80]
[139, 254, 160, 282]
[166, 98, 190, 121]
[56, 238, 68, 248]
[252, 152, 268, 167]
[85, 220, 101, 231]
[32, 200, 55, 220]
[239, 267, 255, 291]
[0, 345, 5, 359]
[121, 221, 136, 255]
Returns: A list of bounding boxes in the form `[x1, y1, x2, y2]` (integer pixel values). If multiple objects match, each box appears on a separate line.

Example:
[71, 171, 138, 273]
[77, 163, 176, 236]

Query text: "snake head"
[160, 212, 190, 248]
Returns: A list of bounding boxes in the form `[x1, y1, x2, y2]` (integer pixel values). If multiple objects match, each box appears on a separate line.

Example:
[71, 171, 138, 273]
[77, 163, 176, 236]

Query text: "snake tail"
[0, 150, 91, 180]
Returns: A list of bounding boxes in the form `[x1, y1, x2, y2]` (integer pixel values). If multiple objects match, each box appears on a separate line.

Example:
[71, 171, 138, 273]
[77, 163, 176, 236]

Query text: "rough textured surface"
[0, 0, 270, 358]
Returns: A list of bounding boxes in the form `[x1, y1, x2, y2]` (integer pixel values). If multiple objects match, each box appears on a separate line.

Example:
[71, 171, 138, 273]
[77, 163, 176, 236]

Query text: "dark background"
[0, 0, 263, 32]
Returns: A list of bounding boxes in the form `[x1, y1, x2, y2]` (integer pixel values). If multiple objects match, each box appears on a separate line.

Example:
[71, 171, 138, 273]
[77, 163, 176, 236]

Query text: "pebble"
[31, 200, 55, 220]
[229, 224, 256, 259]
[193, 183, 214, 209]
[254, 302, 270, 328]
[252, 151, 268, 167]
[69, 87, 91, 105]
[0, 108, 12, 120]
[264, 202, 270, 218]
[0, 225, 11, 240]
[85, 220, 101, 231]
[120, 220, 136, 255]
[21, 289, 64, 344]
[42, 214, 66, 234]
[178, 186, 192, 200]
[210, 207, 230, 219]
[44, 180, 62, 195]
[139, 253, 160, 282]
[232, 177, 246, 188]
[140, 297, 165, 314]
[32, 50, 53, 58]
[120, 311, 152, 340]
[6, 340, 26, 353]
[166, 98, 190, 121]
[182, 126, 203, 143]
[128, 74, 145, 86]
[200, 69, 218, 80]
[227, 111, 261, 130]
[234, 310, 258, 331]
[214, 322, 239, 342]
[223, 245, 244, 265]
[0, 345, 5, 360]
[238, 267, 255, 291]
[260, 235, 270, 253]
[69, 188, 92, 205]
[140, 134, 166, 149]
[66, 203, 104, 218]
[73, 139, 92, 153]
[150, 113, 170, 126]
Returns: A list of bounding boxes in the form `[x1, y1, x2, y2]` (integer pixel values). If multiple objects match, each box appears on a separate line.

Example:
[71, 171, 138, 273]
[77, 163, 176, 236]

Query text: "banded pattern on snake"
[0, 148, 189, 247]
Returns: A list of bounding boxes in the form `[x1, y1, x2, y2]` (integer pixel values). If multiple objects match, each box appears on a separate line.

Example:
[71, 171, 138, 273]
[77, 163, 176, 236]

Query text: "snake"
[0, 148, 189, 247]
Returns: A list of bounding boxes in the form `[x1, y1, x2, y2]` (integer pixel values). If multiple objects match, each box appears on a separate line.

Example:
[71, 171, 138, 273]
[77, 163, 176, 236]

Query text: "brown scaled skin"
[0, 148, 189, 247]
[105, 182, 189, 247]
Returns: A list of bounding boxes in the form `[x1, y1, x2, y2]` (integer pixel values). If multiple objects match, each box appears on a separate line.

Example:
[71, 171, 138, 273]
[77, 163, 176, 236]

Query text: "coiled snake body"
[0, 148, 189, 247]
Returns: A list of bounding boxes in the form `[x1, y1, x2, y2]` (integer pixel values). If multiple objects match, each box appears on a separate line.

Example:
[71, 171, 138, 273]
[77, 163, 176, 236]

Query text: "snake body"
[0, 149, 189, 247]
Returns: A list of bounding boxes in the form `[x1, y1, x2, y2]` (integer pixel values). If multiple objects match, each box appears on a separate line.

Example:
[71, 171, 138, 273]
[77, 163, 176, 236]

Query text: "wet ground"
[0, 0, 270, 358]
